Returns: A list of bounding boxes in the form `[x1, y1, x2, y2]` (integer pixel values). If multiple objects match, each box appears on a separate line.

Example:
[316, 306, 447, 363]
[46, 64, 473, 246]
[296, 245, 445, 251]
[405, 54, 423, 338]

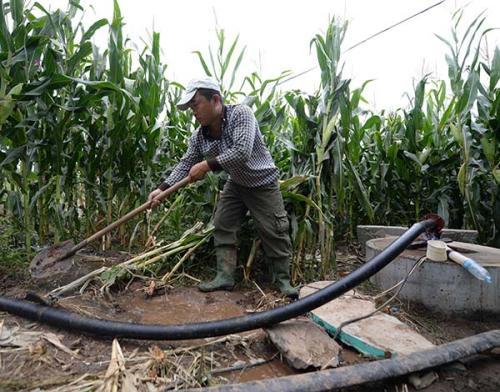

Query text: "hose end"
[422, 213, 445, 238]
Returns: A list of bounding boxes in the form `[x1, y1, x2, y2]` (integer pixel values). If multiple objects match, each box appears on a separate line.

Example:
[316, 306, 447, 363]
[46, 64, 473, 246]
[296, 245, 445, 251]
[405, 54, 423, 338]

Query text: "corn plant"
[1, 0, 499, 284]
[437, 9, 499, 242]
[0, 0, 176, 258]
[193, 25, 246, 101]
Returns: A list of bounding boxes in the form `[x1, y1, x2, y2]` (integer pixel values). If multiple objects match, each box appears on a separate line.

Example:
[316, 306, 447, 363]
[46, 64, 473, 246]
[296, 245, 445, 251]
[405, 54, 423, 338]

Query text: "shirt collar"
[201, 105, 228, 140]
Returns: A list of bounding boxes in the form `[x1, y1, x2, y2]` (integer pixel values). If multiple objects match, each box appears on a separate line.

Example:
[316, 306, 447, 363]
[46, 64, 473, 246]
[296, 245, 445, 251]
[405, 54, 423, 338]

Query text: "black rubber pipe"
[0, 219, 436, 340]
[188, 329, 500, 392]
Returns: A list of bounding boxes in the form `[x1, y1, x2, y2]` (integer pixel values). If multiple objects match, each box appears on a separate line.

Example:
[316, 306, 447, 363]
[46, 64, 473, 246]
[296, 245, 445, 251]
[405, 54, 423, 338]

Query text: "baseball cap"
[177, 77, 221, 110]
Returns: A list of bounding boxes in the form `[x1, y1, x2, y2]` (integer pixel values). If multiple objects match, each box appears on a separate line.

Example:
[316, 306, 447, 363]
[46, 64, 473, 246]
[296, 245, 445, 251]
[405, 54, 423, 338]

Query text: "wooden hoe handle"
[58, 177, 191, 261]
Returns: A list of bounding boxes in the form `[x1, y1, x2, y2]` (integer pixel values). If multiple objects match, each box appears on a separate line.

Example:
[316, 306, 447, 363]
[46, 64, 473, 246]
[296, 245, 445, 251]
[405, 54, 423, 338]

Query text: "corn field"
[1, 0, 499, 281]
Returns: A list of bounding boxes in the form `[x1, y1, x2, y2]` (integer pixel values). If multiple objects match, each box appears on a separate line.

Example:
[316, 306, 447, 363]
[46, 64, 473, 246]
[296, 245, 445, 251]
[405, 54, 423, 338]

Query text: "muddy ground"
[1, 247, 499, 391]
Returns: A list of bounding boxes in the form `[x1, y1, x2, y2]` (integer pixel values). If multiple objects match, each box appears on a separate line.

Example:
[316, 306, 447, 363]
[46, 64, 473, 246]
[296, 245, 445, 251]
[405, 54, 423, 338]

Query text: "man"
[148, 77, 297, 298]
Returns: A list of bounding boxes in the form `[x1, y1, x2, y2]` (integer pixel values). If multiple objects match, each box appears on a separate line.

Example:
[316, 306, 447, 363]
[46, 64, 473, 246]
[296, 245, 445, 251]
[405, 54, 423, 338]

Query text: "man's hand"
[148, 188, 164, 209]
[189, 161, 211, 182]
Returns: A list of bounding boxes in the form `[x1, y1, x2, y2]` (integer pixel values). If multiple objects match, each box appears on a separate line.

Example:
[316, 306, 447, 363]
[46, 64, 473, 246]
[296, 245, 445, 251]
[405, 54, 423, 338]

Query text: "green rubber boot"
[199, 247, 236, 292]
[272, 257, 299, 299]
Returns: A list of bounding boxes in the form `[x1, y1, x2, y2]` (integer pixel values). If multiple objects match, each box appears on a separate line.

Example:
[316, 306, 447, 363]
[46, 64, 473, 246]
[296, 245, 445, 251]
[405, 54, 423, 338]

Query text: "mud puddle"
[61, 286, 248, 325]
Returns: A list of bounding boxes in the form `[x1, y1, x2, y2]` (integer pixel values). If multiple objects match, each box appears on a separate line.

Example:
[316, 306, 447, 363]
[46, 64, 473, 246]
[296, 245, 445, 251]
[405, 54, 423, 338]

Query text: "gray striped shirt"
[160, 104, 279, 189]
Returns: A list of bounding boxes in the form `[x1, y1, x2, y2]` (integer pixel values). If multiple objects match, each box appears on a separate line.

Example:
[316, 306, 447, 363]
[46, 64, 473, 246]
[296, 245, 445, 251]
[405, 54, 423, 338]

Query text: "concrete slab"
[301, 282, 435, 358]
[265, 318, 341, 369]
[367, 238, 500, 316]
[357, 225, 478, 247]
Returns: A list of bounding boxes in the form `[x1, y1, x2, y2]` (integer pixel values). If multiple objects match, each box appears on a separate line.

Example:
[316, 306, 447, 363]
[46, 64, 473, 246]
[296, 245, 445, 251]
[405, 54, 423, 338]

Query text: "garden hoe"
[29, 177, 190, 279]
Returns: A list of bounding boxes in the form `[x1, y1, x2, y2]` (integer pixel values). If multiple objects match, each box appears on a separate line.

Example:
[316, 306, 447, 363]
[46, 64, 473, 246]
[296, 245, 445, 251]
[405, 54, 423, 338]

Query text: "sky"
[47, 0, 500, 110]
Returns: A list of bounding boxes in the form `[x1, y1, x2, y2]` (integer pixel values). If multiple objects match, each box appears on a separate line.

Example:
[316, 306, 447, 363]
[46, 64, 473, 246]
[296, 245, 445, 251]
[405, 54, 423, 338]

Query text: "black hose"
[0, 219, 436, 340]
[188, 329, 500, 392]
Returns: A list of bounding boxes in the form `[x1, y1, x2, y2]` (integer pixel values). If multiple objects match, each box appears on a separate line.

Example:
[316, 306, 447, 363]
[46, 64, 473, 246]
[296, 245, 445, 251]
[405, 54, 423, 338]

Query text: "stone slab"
[265, 318, 341, 369]
[300, 282, 435, 358]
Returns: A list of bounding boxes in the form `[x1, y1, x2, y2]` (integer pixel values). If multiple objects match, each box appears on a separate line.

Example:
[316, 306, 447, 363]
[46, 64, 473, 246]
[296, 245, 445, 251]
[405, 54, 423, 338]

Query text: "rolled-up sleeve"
[215, 105, 256, 170]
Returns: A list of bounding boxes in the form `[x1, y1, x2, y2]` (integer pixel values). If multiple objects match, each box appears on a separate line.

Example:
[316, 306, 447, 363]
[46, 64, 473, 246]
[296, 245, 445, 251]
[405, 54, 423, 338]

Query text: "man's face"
[188, 92, 218, 126]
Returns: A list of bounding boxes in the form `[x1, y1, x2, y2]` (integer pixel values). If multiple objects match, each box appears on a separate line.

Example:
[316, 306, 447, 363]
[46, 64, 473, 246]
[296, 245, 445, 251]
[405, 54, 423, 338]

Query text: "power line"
[346, 0, 447, 52]
[279, 0, 448, 86]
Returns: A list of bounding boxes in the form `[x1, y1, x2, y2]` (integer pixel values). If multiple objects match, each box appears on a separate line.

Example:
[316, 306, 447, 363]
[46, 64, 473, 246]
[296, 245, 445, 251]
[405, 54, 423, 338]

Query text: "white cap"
[177, 77, 221, 110]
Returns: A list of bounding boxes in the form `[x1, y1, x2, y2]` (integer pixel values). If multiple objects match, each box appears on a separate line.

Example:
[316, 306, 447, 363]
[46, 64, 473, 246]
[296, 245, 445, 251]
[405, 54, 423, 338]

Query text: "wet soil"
[0, 247, 499, 391]
[0, 273, 301, 390]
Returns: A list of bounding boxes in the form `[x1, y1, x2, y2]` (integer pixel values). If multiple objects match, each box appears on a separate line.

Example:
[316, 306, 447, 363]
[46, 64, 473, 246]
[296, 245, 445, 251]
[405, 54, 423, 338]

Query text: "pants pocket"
[274, 211, 289, 233]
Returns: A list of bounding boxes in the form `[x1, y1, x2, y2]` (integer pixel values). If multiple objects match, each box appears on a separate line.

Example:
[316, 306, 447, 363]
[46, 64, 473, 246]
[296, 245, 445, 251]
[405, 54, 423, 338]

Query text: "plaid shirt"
[159, 104, 279, 189]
